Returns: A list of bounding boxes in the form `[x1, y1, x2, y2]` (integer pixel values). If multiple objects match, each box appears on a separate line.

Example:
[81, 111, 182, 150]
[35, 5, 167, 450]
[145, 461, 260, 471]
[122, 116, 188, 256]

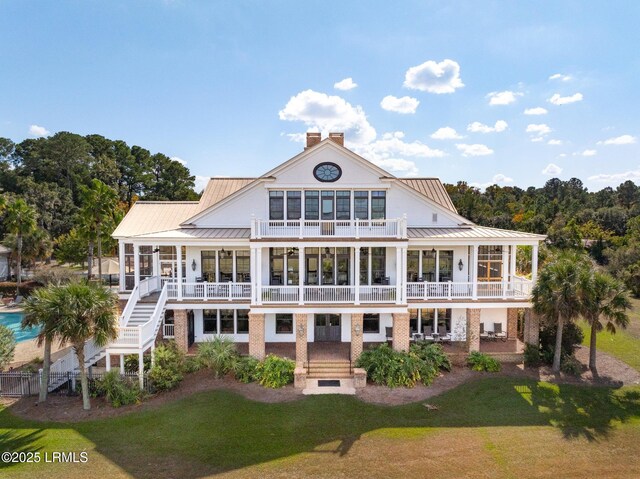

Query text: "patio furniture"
[494, 323, 507, 341]
[422, 325, 434, 341]
[438, 326, 452, 343]
[411, 332, 424, 341]
[480, 322, 490, 340]
[7, 295, 23, 308]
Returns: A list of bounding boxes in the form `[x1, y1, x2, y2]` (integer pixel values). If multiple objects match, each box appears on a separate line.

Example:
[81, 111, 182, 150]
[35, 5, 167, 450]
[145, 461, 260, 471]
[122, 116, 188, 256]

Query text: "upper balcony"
[251, 217, 407, 240]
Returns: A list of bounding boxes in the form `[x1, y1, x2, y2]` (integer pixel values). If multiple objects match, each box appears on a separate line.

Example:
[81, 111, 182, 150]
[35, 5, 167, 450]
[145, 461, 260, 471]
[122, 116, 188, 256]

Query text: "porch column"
[248, 312, 265, 360]
[507, 308, 518, 339]
[510, 245, 517, 280]
[173, 309, 188, 353]
[250, 247, 257, 303]
[298, 247, 304, 305]
[523, 309, 540, 347]
[151, 342, 156, 366]
[401, 246, 407, 303]
[351, 313, 364, 362]
[134, 244, 140, 287]
[119, 354, 125, 374]
[118, 241, 126, 291]
[354, 247, 360, 305]
[502, 247, 509, 292]
[138, 352, 144, 389]
[256, 248, 263, 305]
[392, 312, 410, 352]
[294, 313, 307, 367]
[105, 352, 111, 372]
[471, 245, 478, 300]
[176, 244, 183, 300]
[466, 308, 481, 352]
[531, 243, 539, 284]
[395, 247, 402, 304]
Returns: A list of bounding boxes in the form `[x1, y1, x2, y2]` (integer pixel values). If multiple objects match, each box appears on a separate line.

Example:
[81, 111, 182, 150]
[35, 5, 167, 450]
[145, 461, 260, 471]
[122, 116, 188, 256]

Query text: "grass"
[2, 377, 640, 479]
[579, 297, 640, 372]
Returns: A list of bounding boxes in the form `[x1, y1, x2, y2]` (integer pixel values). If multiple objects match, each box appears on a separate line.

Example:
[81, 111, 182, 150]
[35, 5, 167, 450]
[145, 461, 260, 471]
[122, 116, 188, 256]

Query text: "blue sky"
[1, 1, 639, 192]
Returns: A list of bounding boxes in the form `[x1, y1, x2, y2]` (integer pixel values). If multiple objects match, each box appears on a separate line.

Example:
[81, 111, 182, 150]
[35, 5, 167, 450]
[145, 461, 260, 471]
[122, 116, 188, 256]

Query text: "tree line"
[0, 132, 199, 282]
[445, 178, 640, 296]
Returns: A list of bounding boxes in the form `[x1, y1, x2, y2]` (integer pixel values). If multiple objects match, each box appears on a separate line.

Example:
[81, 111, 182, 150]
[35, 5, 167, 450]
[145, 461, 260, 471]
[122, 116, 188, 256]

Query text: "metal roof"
[397, 178, 458, 213]
[131, 228, 251, 240]
[408, 226, 546, 240]
[112, 202, 201, 237]
[197, 178, 256, 212]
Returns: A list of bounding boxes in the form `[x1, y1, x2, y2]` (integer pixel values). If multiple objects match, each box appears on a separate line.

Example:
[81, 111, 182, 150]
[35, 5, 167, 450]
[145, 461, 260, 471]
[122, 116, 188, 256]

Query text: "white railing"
[251, 217, 407, 239]
[259, 285, 397, 304]
[358, 285, 397, 303]
[139, 276, 160, 298]
[304, 285, 355, 303]
[166, 281, 252, 301]
[119, 284, 139, 327]
[262, 286, 300, 303]
[406, 279, 533, 300]
[163, 323, 175, 338]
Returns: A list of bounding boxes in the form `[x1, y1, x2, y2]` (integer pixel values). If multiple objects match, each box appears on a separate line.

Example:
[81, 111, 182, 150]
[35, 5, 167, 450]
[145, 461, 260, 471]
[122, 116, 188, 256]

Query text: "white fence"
[166, 282, 252, 301]
[406, 279, 533, 300]
[252, 217, 407, 239]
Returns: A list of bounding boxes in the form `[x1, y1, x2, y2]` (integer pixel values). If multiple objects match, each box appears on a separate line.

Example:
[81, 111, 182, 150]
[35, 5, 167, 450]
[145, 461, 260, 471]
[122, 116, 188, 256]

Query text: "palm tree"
[3, 198, 37, 292]
[22, 285, 63, 403]
[578, 270, 631, 377]
[532, 250, 590, 373]
[49, 281, 118, 410]
[79, 179, 118, 280]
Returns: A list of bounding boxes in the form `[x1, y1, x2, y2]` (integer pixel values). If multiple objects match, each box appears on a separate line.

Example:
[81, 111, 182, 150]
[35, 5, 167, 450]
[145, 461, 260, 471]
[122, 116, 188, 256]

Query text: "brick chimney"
[305, 132, 322, 149]
[329, 132, 344, 147]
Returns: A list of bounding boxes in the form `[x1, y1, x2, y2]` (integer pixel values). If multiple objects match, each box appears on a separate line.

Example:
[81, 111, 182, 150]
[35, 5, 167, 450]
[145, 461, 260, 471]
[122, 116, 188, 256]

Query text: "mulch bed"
[4, 346, 638, 421]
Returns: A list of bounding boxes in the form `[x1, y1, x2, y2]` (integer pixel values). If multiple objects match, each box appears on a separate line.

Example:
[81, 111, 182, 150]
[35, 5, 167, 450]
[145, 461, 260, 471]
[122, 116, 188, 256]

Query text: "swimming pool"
[0, 312, 40, 342]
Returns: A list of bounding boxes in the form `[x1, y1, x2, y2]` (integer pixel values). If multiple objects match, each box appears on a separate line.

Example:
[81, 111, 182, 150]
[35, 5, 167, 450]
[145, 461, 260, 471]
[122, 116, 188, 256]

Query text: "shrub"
[410, 342, 452, 372]
[233, 356, 260, 383]
[184, 356, 201, 374]
[255, 354, 294, 388]
[196, 337, 238, 378]
[0, 281, 41, 297]
[523, 344, 542, 368]
[95, 370, 142, 407]
[539, 321, 584, 365]
[356, 344, 423, 388]
[0, 325, 16, 370]
[148, 343, 184, 391]
[124, 354, 152, 373]
[560, 355, 583, 376]
[466, 351, 501, 372]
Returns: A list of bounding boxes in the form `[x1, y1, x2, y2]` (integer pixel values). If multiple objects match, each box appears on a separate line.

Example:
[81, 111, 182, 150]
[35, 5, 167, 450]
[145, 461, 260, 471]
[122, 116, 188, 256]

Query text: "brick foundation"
[466, 308, 481, 352]
[173, 309, 188, 353]
[523, 309, 540, 347]
[248, 312, 265, 360]
[353, 368, 367, 388]
[294, 313, 308, 366]
[392, 313, 410, 352]
[294, 367, 307, 389]
[350, 313, 364, 362]
[507, 308, 518, 339]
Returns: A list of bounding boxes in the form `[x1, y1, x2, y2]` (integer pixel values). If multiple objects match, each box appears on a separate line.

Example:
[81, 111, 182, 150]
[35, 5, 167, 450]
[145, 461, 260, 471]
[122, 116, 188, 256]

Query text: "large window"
[305, 191, 319, 220]
[363, 313, 380, 333]
[276, 314, 293, 334]
[305, 248, 319, 285]
[201, 251, 216, 282]
[321, 191, 334, 220]
[139, 246, 153, 280]
[371, 191, 386, 219]
[354, 191, 369, 219]
[270, 248, 285, 285]
[438, 250, 454, 282]
[220, 309, 235, 334]
[422, 250, 436, 282]
[407, 251, 419, 282]
[203, 310, 217, 334]
[203, 309, 249, 335]
[411, 309, 450, 335]
[336, 191, 351, 220]
[269, 191, 284, 220]
[371, 247, 386, 284]
[236, 251, 250, 282]
[478, 246, 503, 282]
[218, 251, 233, 282]
[287, 248, 299, 285]
[336, 247, 350, 285]
[124, 243, 135, 290]
[236, 310, 249, 334]
[287, 191, 301, 220]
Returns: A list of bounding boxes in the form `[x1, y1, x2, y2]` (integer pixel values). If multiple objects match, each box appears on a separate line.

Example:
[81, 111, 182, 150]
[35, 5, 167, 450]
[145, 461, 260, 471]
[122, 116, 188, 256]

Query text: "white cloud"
[29, 124, 50, 136]
[194, 175, 209, 192]
[547, 139, 563, 145]
[579, 149, 597, 157]
[455, 143, 494, 157]
[279, 89, 376, 144]
[542, 163, 563, 176]
[170, 156, 186, 165]
[531, 137, 544, 143]
[486, 91, 522, 106]
[353, 131, 445, 165]
[597, 134, 637, 146]
[430, 127, 463, 140]
[370, 158, 419, 177]
[549, 73, 572, 82]
[588, 167, 640, 183]
[403, 59, 464, 94]
[526, 123, 552, 136]
[283, 132, 307, 143]
[548, 92, 583, 105]
[334, 77, 358, 91]
[380, 95, 420, 114]
[471, 173, 514, 190]
[524, 107, 548, 115]
[467, 120, 508, 133]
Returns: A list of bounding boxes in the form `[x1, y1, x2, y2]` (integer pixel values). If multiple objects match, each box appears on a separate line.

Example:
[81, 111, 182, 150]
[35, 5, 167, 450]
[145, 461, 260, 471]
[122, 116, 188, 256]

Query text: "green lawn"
[2, 378, 640, 479]
[579, 297, 640, 372]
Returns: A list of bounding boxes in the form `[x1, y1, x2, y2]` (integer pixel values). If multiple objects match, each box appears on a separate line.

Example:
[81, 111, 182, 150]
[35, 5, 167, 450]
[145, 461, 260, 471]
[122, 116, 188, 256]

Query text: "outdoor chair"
[493, 322, 507, 341]
[422, 325, 434, 341]
[8, 295, 23, 308]
[480, 322, 490, 340]
[438, 326, 452, 343]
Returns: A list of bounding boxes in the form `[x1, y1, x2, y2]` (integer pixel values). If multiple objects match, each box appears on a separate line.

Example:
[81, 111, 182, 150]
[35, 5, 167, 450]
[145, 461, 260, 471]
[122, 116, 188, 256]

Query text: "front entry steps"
[302, 378, 356, 395]
[305, 359, 352, 379]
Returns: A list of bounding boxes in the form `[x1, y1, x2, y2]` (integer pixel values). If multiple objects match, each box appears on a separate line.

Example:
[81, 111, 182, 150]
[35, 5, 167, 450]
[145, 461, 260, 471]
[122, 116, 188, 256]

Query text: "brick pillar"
[351, 313, 364, 362]
[466, 308, 481, 352]
[173, 309, 188, 353]
[507, 308, 518, 339]
[523, 309, 540, 347]
[392, 313, 410, 352]
[294, 313, 308, 367]
[248, 312, 265, 360]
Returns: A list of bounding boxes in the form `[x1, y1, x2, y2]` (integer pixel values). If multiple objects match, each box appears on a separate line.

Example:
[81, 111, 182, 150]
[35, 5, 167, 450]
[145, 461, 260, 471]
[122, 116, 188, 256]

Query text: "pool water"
[0, 312, 40, 342]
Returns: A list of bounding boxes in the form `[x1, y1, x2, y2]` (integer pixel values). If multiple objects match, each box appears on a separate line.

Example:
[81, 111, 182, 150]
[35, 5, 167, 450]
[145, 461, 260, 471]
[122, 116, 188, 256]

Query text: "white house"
[0, 245, 10, 281]
[109, 132, 544, 387]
